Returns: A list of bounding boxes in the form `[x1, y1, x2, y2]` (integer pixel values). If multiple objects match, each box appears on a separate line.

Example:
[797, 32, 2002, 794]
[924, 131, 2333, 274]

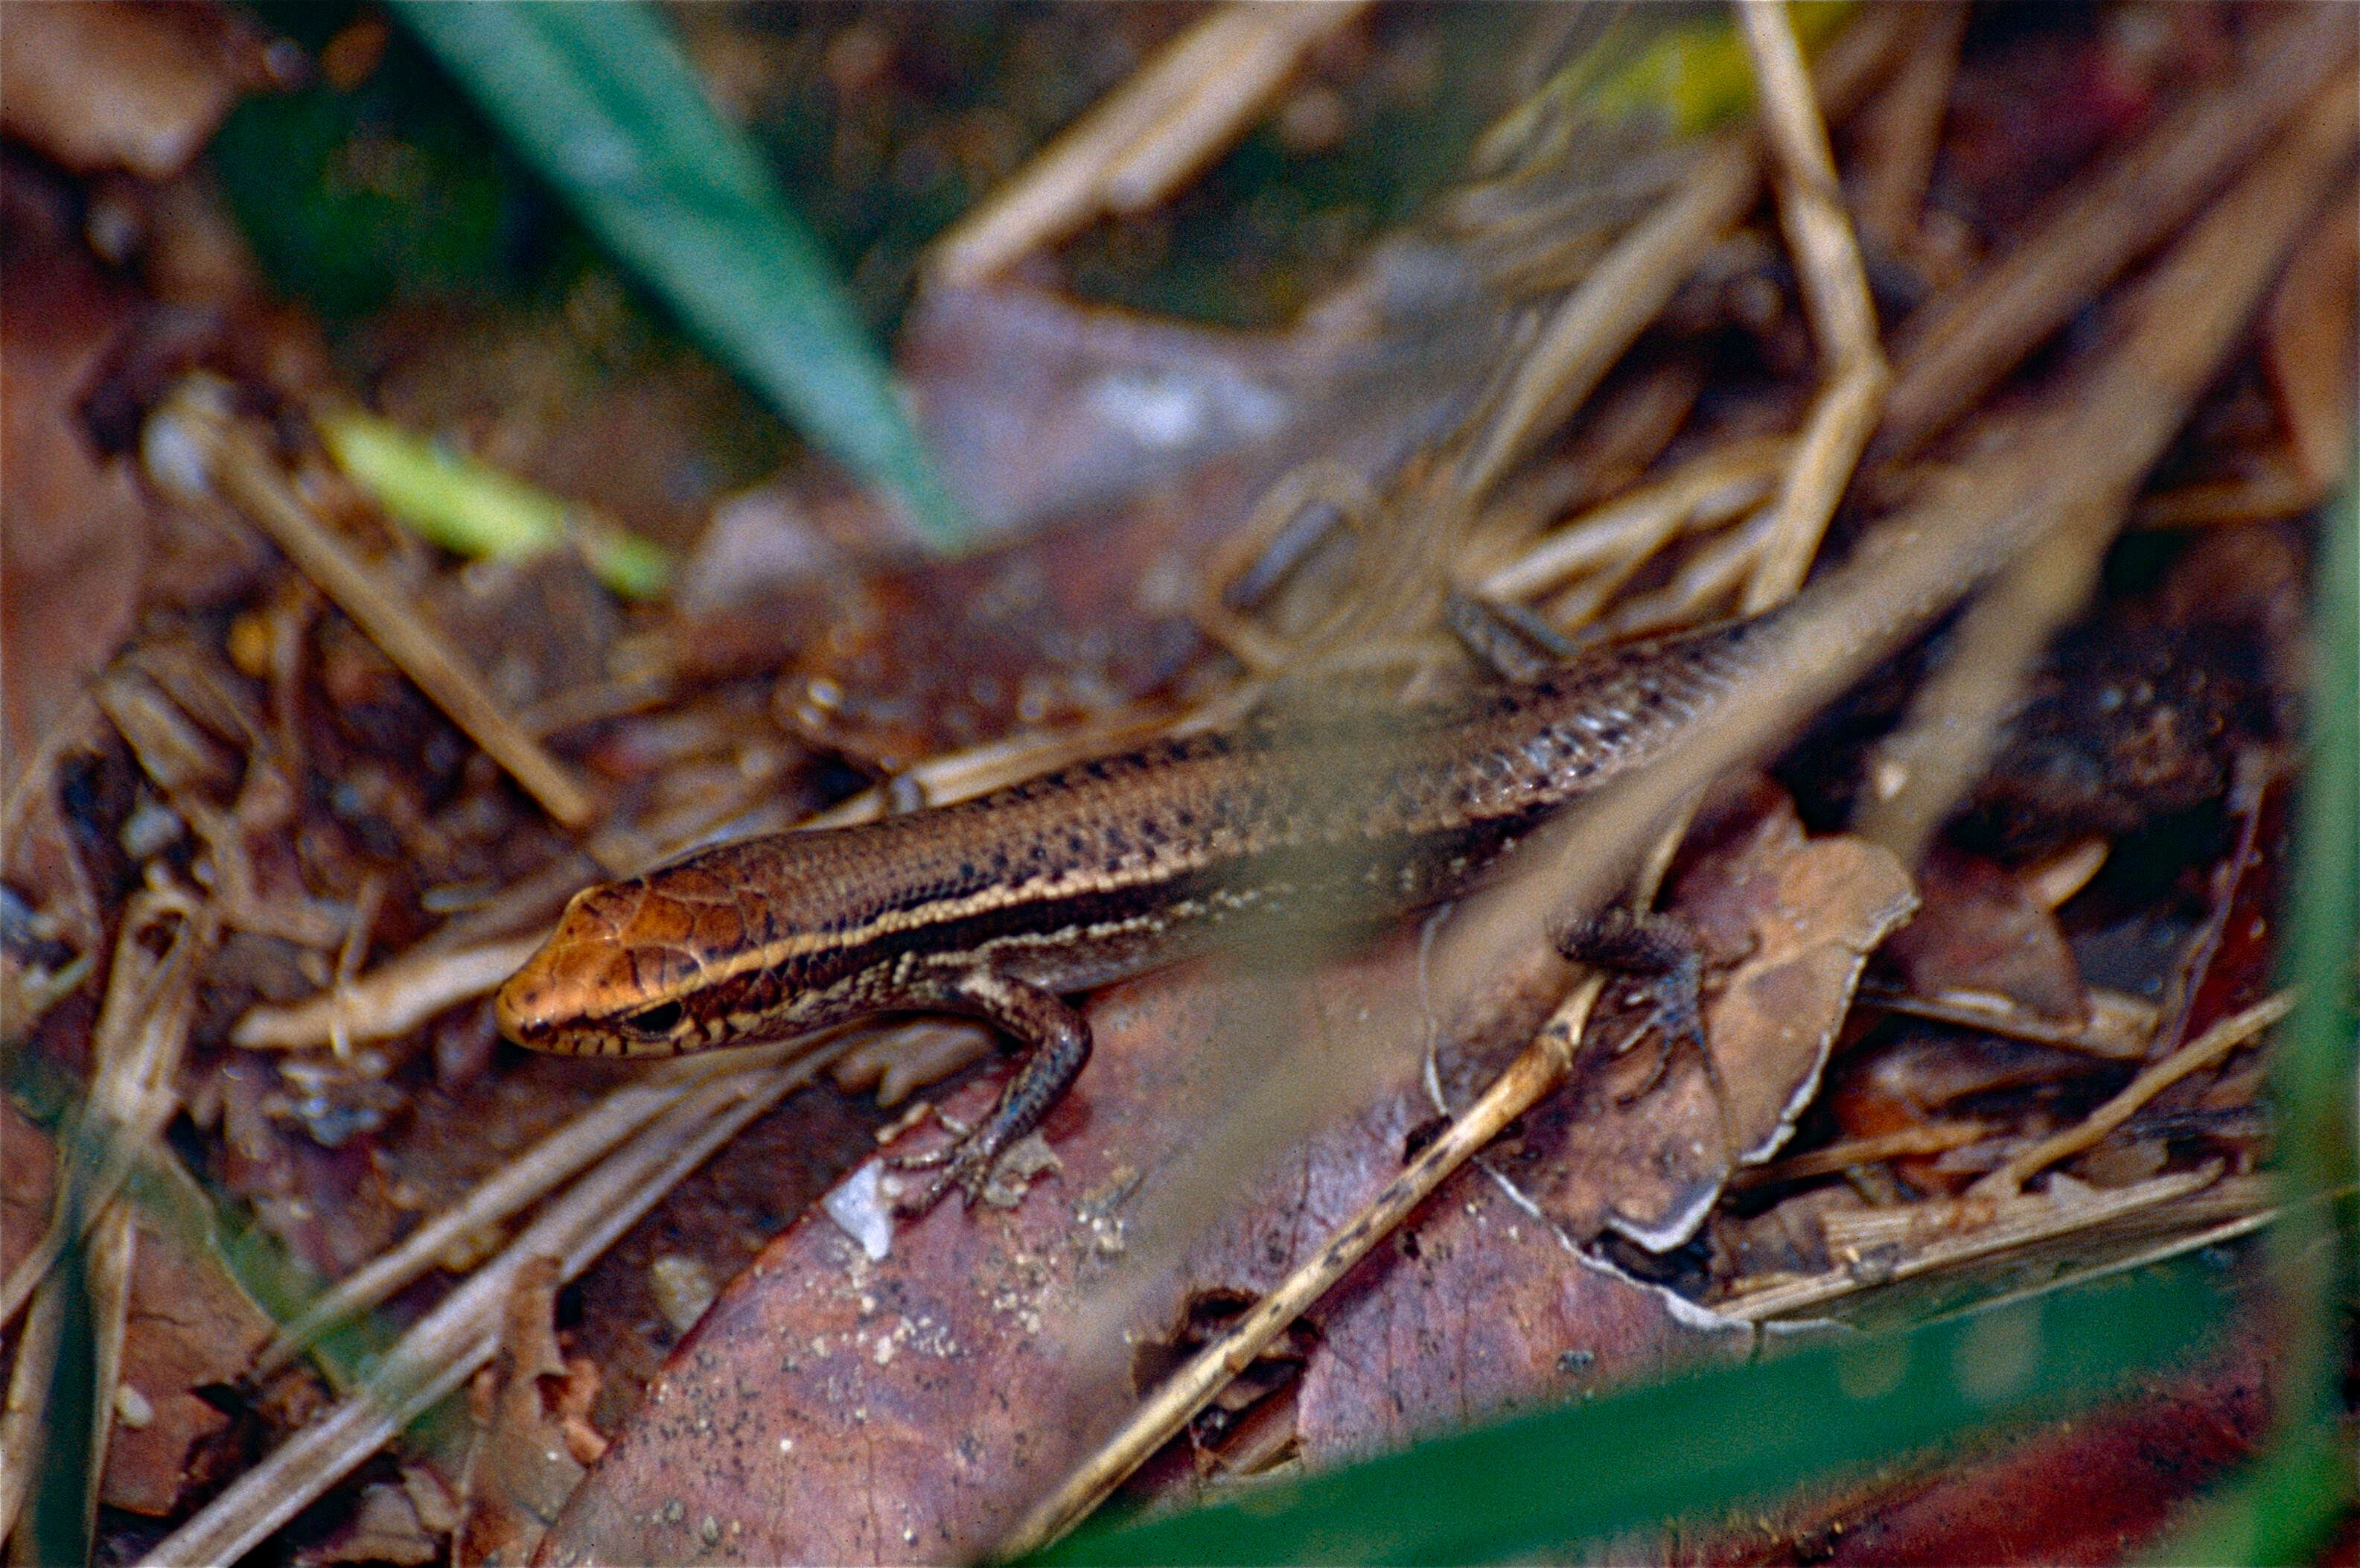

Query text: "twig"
[143, 377, 604, 835]
[1734, 0, 1888, 614]
[925, 4, 1368, 287]
[1971, 991, 2294, 1201]
[1857, 984, 2155, 1062]
[136, 1041, 852, 1568]
[1, 892, 212, 1330]
[1723, 1167, 2256, 1322]
[995, 975, 1605, 1560]
[1100, 4, 1372, 211]
[1724, 1120, 1991, 1190]
[1875, 9, 2358, 460]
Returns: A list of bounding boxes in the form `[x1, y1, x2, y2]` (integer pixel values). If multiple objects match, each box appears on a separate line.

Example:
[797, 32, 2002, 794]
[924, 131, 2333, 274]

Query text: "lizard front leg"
[893, 967, 1092, 1210]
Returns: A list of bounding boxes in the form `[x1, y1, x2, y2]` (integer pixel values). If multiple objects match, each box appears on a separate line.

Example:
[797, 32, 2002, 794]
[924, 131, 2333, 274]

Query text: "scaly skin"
[496, 619, 1759, 1205]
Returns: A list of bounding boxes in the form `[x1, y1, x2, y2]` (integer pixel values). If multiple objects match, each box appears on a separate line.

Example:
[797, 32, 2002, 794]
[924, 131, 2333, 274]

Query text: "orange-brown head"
[494, 878, 710, 1056]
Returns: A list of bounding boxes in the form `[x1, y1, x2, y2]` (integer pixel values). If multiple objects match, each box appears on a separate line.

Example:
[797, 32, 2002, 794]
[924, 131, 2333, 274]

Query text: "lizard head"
[496, 878, 708, 1057]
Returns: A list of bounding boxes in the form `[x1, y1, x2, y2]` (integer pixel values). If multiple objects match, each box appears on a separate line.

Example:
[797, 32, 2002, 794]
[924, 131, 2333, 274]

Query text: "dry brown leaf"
[454, 1256, 595, 1568]
[1501, 785, 1918, 1250]
[539, 902, 1738, 1564]
[0, 1, 274, 180]
[1, 168, 150, 785]
[1881, 843, 2090, 1027]
[99, 1215, 278, 1516]
[293, 1467, 459, 1568]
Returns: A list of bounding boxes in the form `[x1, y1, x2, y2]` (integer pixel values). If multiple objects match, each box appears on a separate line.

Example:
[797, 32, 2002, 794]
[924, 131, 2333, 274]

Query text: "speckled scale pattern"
[497, 619, 1757, 1057]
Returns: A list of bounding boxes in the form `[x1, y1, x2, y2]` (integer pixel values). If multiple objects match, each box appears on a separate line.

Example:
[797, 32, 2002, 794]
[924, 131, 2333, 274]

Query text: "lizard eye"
[622, 1001, 685, 1039]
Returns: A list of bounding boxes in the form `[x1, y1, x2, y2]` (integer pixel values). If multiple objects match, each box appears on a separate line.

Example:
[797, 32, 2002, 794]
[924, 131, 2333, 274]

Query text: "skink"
[495, 618, 1758, 1203]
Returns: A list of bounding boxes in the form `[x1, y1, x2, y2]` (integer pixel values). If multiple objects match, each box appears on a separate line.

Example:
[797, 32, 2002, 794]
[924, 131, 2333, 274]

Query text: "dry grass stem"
[1601, 503, 1778, 634]
[805, 706, 1183, 827]
[1434, 72, 2353, 1061]
[144, 378, 604, 835]
[1725, 1166, 2247, 1322]
[1726, 1121, 1992, 1191]
[2, 893, 213, 1328]
[83, 1202, 139, 1546]
[1476, 436, 1787, 603]
[2132, 462, 2344, 530]
[1735, 0, 1889, 614]
[997, 975, 1607, 1560]
[232, 934, 545, 1051]
[924, 3, 1368, 288]
[1875, 9, 2358, 459]
[0, 1278, 67, 1546]
[517, 666, 677, 738]
[1971, 990, 2294, 1201]
[1847, 1, 1967, 254]
[1100, 4, 1374, 211]
[1860, 986, 2156, 1062]
[252, 1037, 820, 1376]
[136, 1042, 851, 1568]
[1455, 6, 1907, 504]
[2263, 177, 2359, 492]
[0, 887, 213, 1546]
[1455, 139, 1761, 503]
[80, 894, 212, 1538]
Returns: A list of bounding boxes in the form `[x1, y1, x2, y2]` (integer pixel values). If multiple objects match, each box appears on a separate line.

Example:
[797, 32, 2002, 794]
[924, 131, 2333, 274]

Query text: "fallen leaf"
[1, 160, 151, 785]
[1884, 844, 2088, 1026]
[456, 1256, 597, 1568]
[0, 1, 275, 180]
[539, 909, 1732, 1564]
[1502, 785, 1919, 1250]
[101, 1215, 278, 1516]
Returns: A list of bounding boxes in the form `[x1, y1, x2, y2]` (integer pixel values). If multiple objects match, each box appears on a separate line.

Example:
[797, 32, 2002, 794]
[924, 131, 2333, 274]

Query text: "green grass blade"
[1038, 1257, 2233, 1566]
[391, 1, 969, 550]
[2143, 485, 2359, 1563]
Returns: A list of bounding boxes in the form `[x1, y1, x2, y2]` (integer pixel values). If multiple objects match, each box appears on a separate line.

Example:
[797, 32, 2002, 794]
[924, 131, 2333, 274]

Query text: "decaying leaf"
[1881, 843, 2088, 1027]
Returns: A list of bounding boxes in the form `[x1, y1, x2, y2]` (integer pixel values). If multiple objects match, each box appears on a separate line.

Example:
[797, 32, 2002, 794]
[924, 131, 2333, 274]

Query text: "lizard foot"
[885, 1109, 998, 1212]
[1552, 906, 1716, 1106]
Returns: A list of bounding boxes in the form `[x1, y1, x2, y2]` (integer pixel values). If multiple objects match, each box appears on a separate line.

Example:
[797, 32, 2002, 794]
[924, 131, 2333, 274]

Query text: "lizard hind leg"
[1551, 905, 1713, 1108]
[888, 969, 1093, 1212]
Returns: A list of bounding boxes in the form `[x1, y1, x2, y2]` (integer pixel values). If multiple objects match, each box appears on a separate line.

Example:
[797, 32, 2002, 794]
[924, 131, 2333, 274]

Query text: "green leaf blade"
[392, 1, 969, 550]
[1039, 1259, 2233, 1566]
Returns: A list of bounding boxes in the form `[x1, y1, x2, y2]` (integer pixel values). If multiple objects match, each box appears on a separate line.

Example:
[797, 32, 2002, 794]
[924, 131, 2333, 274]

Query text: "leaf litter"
[0, 3, 2350, 1564]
